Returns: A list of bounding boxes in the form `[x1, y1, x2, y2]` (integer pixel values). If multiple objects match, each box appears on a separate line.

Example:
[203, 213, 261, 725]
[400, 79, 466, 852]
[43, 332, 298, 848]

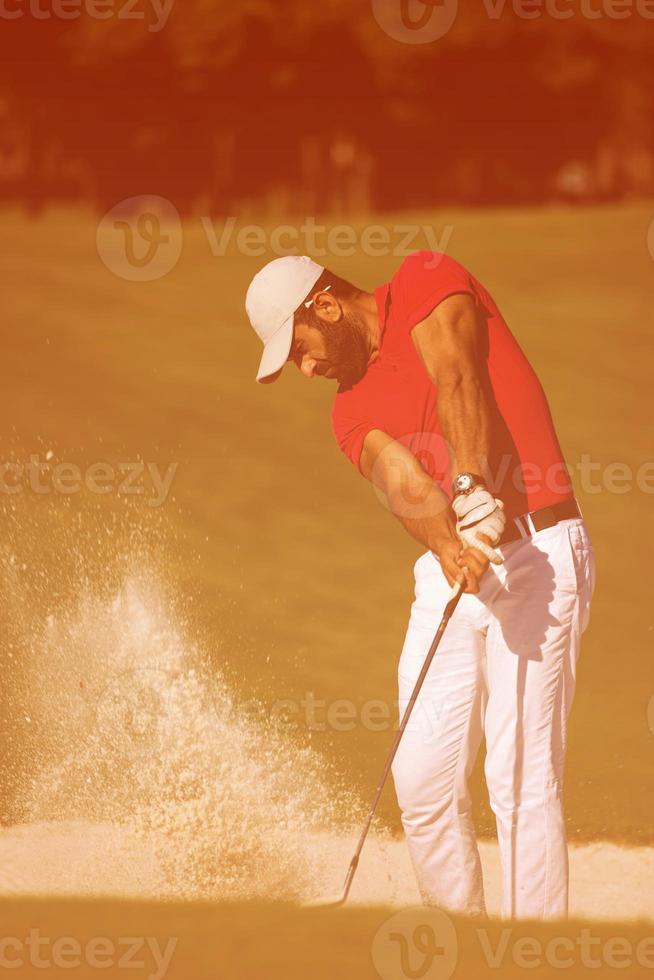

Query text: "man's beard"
[311, 310, 371, 390]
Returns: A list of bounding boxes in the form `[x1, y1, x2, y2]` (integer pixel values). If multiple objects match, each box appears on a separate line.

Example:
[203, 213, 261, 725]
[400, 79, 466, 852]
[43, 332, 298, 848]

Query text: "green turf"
[2, 897, 654, 979]
[1, 202, 653, 842]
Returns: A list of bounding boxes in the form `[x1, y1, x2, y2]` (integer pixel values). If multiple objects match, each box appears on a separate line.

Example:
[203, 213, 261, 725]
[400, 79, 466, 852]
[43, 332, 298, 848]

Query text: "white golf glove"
[451, 486, 506, 565]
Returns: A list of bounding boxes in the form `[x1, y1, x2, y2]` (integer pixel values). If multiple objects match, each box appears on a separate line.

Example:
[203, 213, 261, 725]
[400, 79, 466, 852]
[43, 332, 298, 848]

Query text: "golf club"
[306, 577, 464, 909]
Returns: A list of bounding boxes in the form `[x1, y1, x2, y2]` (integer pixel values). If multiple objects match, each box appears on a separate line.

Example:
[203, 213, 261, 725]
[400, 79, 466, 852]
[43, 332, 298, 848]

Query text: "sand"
[0, 820, 651, 921]
[0, 569, 650, 924]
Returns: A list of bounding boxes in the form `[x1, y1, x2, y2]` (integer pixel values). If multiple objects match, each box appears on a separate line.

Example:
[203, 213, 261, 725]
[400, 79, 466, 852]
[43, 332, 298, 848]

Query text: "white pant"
[392, 518, 595, 920]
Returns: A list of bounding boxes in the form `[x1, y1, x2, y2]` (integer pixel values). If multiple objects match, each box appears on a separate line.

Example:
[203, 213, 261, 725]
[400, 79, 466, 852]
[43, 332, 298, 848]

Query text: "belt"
[500, 498, 581, 546]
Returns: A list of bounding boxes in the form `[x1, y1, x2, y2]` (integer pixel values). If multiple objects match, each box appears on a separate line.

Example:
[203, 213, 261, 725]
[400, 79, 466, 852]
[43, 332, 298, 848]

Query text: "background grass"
[2, 896, 654, 979]
[1, 201, 653, 842]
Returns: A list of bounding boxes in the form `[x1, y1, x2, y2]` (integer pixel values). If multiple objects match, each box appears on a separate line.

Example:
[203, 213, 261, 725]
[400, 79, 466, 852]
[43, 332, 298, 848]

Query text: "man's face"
[288, 306, 370, 389]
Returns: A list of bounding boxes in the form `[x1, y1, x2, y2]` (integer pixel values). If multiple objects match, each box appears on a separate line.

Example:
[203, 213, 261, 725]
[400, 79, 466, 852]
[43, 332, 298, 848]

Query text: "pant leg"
[391, 552, 488, 915]
[484, 519, 595, 920]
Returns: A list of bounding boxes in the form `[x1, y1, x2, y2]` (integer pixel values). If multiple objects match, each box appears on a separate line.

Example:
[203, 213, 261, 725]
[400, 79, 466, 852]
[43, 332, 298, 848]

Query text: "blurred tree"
[0, 0, 651, 212]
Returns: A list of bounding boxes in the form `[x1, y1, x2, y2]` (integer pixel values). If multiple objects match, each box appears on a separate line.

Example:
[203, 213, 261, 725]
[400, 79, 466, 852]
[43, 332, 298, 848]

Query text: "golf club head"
[302, 890, 347, 909]
[303, 858, 356, 909]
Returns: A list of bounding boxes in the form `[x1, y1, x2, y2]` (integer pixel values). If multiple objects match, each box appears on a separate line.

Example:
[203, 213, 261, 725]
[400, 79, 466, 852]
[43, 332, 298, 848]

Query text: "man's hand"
[433, 537, 483, 594]
[358, 430, 499, 594]
[458, 536, 494, 585]
[451, 486, 506, 565]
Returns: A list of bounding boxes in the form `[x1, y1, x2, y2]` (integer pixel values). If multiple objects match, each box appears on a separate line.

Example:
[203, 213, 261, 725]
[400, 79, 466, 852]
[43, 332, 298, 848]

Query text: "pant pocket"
[566, 522, 596, 632]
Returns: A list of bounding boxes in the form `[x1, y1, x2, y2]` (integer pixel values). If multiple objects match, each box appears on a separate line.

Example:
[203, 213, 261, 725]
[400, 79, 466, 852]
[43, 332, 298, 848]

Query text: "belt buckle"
[533, 506, 556, 533]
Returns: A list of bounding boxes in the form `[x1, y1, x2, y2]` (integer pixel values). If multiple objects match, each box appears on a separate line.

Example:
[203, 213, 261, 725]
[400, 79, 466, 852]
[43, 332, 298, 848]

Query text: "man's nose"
[300, 356, 317, 378]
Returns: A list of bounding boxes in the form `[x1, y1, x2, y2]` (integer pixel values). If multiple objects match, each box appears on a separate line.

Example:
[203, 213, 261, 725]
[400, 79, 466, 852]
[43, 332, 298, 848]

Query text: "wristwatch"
[452, 472, 486, 497]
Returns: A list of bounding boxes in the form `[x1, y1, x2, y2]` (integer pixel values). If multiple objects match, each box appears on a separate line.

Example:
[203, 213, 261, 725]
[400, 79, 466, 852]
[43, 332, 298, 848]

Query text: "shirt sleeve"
[394, 251, 477, 331]
[331, 401, 376, 474]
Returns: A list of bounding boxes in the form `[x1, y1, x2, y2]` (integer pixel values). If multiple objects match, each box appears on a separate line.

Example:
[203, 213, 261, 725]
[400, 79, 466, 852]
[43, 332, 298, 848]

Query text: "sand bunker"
[1, 564, 362, 901]
[1, 557, 650, 919]
[0, 820, 651, 921]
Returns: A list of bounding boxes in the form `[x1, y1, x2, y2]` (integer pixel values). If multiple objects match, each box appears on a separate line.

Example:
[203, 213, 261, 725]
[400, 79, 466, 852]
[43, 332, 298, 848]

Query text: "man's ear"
[312, 290, 342, 322]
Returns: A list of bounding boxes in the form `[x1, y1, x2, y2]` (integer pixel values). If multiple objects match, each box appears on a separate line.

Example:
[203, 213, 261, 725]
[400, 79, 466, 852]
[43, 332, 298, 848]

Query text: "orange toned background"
[1, 3, 653, 214]
[1, 5, 654, 978]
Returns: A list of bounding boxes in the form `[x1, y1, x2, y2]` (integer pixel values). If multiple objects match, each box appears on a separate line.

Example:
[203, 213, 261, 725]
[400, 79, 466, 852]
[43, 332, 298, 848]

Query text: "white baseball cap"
[245, 255, 325, 383]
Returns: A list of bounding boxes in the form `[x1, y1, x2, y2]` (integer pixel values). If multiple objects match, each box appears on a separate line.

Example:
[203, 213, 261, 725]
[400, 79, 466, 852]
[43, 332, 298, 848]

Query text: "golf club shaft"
[337, 580, 464, 905]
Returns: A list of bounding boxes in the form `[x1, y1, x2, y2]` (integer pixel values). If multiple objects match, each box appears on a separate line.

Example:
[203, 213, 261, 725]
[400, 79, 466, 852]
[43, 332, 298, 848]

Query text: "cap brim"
[256, 314, 294, 384]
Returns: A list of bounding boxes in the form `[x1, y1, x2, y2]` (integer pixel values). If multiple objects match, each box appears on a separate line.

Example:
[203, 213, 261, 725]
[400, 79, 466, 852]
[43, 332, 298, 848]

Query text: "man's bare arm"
[411, 292, 490, 479]
[359, 428, 482, 592]
[411, 291, 505, 566]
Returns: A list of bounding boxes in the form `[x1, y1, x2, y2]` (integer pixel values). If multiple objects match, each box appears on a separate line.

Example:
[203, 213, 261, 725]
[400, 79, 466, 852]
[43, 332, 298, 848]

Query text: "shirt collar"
[374, 283, 391, 348]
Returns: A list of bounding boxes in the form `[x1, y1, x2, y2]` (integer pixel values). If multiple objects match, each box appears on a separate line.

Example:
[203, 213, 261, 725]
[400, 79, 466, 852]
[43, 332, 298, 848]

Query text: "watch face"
[454, 473, 474, 494]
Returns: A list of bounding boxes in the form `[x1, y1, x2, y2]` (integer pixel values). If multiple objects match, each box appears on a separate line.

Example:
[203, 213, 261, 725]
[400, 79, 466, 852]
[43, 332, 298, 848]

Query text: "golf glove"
[452, 486, 506, 565]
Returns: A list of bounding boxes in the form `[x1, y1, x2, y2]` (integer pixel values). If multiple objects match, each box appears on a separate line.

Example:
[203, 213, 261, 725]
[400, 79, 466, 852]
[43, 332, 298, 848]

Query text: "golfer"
[244, 252, 595, 919]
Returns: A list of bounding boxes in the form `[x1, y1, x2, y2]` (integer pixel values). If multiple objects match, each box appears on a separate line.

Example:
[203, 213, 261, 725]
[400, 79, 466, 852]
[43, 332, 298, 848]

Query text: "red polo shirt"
[331, 251, 573, 518]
